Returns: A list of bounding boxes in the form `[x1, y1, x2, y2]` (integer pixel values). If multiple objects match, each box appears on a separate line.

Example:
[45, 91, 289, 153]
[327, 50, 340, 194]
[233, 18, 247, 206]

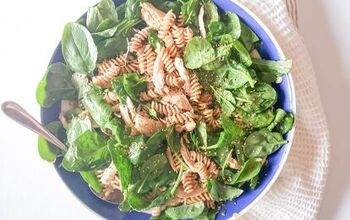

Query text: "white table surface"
[0, 0, 349, 219]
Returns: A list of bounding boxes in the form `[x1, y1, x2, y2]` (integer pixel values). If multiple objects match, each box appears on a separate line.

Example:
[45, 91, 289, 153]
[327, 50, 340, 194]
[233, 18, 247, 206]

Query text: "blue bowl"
[41, 0, 296, 219]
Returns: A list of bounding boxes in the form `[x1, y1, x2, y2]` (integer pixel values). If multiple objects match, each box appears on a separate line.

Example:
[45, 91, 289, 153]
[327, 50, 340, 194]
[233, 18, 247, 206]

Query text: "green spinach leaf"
[165, 202, 205, 219]
[123, 73, 147, 102]
[239, 22, 260, 52]
[184, 37, 216, 69]
[66, 117, 92, 145]
[208, 179, 243, 202]
[37, 121, 65, 162]
[62, 130, 110, 172]
[267, 108, 286, 131]
[237, 109, 275, 128]
[275, 112, 294, 135]
[243, 129, 287, 158]
[212, 88, 235, 114]
[222, 12, 241, 40]
[252, 59, 292, 74]
[86, 0, 119, 33]
[108, 142, 133, 192]
[36, 63, 76, 107]
[232, 157, 263, 183]
[62, 23, 97, 74]
[80, 171, 103, 193]
[97, 36, 127, 59]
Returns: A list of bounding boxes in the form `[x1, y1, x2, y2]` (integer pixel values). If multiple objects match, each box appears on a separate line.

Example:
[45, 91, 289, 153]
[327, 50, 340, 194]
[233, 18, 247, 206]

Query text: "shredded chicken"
[161, 91, 192, 111]
[174, 57, 191, 93]
[133, 114, 165, 136]
[141, 2, 165, 30]
[153, 50, 165, 89]
[198, 6, 206, 38]
[119, 104, 134, 128]
[228, 158, 240, 170]
[100, 163, 117, 185]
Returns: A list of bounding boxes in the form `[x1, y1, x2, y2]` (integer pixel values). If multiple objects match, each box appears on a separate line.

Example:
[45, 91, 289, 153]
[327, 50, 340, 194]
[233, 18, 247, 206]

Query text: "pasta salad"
[36, 0, 294, 219]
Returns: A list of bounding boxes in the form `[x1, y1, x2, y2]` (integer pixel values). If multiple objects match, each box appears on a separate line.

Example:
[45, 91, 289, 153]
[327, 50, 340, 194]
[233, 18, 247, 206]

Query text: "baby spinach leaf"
[86, 0, 119, 33]
[66, 117, 92, 145]
[212, 88, 235, 114]
[128, 135, 147, 165]
[207, 21, 226, 42]
[218, 62, 254, 89]
[197, 122, 207, 148]
[222, 12, 241, 40]
[97, 36, 127, 59]
[36, 63, 76, 108]
[267, 108, 286, 131]
[252, 59, 292, 74]
[148, 29, 164, 49]
[275, 112, 294, 135]
[135, 154, 168, 193]
[165, 126, 181, 153]
[249, 175, 260, 189]
[165, 202, 205, 219]
[108, 142, 133, 192]
[82, 91, 112, 128]
[37, 121, 65, 162]
[125, 0, 141, 19]
[184, 37, 216, 69]
[232, 40, 252, 67]
[139, 154, 167, 181]
[234, 83, 277, 113]
[61, 23, 97, 74]
[126, 190, 150, 211]
[203, 2, 219, 28]
[92, 18, 140, 38]
[80, 171, 103, 193]
[180, 0, 200, 25]
[239, 22, 260, 52]
[123, 73, 147, 102]
[62, 130, 110, 172]
[237, 109, 275, 128]
[232, 157, 263, 183]
[112, 76, 128, 104]
[208, 179, 243, 202]
[243, 129, 287, 158]
[207, 116, 243, 150]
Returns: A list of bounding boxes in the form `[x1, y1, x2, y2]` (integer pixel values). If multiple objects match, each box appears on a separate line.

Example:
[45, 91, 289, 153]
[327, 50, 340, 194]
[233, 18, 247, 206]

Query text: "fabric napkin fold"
[235, 0, 330, 219]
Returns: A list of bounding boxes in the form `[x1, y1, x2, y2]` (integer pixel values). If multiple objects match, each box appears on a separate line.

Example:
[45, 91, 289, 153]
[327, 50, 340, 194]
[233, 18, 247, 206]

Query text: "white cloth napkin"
[235, 0, 330, 219]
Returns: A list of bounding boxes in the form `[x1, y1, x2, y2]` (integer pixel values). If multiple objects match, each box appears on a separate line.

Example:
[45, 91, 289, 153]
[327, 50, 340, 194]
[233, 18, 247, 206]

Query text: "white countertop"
[0, 0, 349, 219]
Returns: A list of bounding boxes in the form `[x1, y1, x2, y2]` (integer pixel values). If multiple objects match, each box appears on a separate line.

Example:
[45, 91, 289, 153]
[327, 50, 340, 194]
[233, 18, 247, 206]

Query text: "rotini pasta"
[150, 101, 181, 116]
[156, 46, 176, 74]
[93, 65, 121, 88]
[158, 10, 176, 39]
[182, 171, 199, 194]
[172, 26, 186, 51]
[189, 74, 203, 103]
[129, 27, 150, 53]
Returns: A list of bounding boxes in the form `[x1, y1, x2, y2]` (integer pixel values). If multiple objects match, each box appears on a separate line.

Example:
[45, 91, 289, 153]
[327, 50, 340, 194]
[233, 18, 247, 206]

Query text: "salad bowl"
[41, 0, 296, 219]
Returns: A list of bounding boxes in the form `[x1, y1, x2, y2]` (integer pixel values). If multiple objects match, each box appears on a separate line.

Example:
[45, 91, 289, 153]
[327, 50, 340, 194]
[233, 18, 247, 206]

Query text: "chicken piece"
[198, 6, 206, 38]
[141, 2, 165, 30]
[153, 49, 165, 89]
[174, 57, 191, 93]
[134, 114, 165, 136]
[161, 91, 192, 111]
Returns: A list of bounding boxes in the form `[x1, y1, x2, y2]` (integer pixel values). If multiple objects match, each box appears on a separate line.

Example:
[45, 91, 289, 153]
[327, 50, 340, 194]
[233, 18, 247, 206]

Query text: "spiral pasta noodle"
[144, 44, 156, 76]
[184, 27, 194, 44]
[150, 101, 181, 116]
[189, 74, 203, 103]
[166, 147, 181, 172]
[172, 26, 186, 51]
[163, 33, 178, 58]
[182, 171, 199, 194]
[129, 27, 150, 53]
[156, 46, 176, 74]
[164, 73, 184, 88]
[93, 65, 121, 88]
[158, 10, 176, 39]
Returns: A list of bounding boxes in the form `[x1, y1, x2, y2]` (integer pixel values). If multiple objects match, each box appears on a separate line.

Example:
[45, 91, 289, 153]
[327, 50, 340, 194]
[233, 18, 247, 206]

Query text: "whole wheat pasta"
[166, 147, 181, 172]
[92, 65, 121, 88]
[158, 10, 176, 39]
[163, 33, 178, 58]
[156, 46, 176, 74]
[182, 171, 199, 194]
[129, 27, 150, 53]
[172, 26, 186, 51]
[150, 101, 181, 116]
[164, 73, 184, 88]
[189, 74, 203, 103]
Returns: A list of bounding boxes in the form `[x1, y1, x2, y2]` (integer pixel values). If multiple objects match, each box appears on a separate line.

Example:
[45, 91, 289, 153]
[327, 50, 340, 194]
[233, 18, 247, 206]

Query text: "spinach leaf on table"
[37, 121, 65, 162]
[86, 0, 119, 33]
[243, 128, 287, 158]
[80, 171, 103, 193]
[165, 202, 205, 219]
[108, 142, 133, 192]
[36, 63, 76, 108]
[184, 37, 216, 69]
[208, 179, 243, 202]
[61, 23, 97, 74]
[62, 130, 110, 172]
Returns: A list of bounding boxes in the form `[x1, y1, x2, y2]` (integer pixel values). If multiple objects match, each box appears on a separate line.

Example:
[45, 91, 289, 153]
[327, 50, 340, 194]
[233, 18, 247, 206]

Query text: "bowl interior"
[40, 0, 295, 219]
